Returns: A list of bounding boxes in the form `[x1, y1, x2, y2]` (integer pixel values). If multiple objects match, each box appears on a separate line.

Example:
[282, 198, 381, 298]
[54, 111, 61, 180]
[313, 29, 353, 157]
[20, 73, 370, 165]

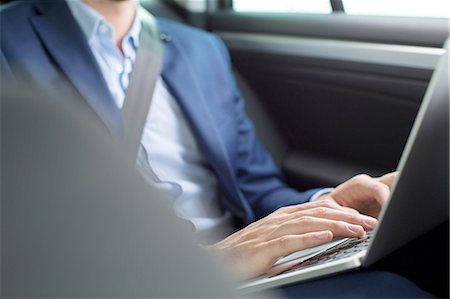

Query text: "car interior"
[1, 0, 449, 298]
[104, 0, 450, 296]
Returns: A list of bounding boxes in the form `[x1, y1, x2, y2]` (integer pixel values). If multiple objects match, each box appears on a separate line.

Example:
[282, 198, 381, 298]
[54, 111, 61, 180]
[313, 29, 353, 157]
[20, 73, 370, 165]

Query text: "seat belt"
[121, 11, 163, 162]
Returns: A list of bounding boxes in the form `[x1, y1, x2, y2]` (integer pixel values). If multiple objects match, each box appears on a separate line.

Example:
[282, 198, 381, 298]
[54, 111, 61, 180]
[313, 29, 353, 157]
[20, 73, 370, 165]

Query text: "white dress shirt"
[67, 1, 234, 241]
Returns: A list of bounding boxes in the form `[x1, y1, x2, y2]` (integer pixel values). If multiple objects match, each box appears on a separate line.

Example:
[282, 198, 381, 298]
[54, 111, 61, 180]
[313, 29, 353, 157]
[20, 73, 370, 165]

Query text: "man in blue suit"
[1, 0, 412, 285]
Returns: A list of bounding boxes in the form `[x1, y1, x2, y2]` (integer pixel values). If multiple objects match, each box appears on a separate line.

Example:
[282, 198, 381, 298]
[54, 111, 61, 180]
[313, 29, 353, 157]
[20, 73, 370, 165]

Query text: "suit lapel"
[159, 26, 240, 202]
[159, 31, 253, 219]
[30, 1, 123, 136]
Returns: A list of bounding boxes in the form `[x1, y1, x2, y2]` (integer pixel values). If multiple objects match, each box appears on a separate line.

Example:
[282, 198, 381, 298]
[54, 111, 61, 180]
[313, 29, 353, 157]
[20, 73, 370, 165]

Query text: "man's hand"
[316, 172, 398, 217]
[207, 200, 377, 280]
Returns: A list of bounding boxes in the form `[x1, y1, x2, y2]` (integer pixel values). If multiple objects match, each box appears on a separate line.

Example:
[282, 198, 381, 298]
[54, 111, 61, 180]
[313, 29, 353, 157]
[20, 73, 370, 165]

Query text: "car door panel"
[209, 12, 448, 189]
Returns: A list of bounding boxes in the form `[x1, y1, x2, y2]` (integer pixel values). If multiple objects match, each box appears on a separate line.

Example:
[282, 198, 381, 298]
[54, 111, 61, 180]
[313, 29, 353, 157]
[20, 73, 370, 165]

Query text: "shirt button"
[115, 65, 123, 73]
[99, 24, 107, 34]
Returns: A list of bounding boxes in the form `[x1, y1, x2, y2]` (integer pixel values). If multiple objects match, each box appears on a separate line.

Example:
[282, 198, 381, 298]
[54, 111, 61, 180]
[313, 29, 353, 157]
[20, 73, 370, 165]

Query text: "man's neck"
[83, 0, 136, 50]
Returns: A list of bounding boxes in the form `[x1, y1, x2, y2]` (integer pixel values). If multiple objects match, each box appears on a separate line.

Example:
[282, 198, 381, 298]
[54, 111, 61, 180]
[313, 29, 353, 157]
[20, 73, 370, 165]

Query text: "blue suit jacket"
[1, 1, 321, 225]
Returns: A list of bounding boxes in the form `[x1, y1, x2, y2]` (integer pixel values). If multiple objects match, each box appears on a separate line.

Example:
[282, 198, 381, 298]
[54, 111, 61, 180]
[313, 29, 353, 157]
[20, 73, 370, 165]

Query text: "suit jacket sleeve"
[211, 36, 323, 219]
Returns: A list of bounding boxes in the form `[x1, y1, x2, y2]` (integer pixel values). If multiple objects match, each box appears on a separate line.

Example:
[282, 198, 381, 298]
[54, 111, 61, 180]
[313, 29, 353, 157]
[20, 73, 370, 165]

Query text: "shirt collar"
[66, 0, 141, 48]
[128, 7, 142, 49]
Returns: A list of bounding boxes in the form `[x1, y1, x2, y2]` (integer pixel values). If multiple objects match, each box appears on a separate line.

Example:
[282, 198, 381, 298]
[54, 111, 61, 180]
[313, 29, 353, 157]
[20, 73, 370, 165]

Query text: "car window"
[343, 0, 450, 18]
[233, 0, 449, 18]
[233, 0, 332, 14]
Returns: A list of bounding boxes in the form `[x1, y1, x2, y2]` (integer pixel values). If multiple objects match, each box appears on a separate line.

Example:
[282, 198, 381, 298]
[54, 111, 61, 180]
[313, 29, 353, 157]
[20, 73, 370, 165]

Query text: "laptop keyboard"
[273, 231, 374, 277]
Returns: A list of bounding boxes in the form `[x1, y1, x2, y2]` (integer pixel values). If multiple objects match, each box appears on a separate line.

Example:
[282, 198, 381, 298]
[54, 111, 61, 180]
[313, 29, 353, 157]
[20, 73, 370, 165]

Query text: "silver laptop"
[238, 40, 449, 294]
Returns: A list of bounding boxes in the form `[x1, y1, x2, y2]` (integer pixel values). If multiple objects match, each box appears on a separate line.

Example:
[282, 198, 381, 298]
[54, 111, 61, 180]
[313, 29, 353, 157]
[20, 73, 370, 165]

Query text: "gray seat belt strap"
[122, 11, 163, 161]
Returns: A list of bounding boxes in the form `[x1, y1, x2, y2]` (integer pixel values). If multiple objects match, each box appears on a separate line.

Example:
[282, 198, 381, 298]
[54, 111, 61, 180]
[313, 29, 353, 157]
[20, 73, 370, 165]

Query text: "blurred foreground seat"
[0, 82, 256, 298]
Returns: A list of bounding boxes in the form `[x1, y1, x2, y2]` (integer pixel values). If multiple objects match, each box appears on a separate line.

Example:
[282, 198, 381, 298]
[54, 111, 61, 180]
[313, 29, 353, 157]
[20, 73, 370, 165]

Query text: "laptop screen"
[364, 40, 449, 266]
